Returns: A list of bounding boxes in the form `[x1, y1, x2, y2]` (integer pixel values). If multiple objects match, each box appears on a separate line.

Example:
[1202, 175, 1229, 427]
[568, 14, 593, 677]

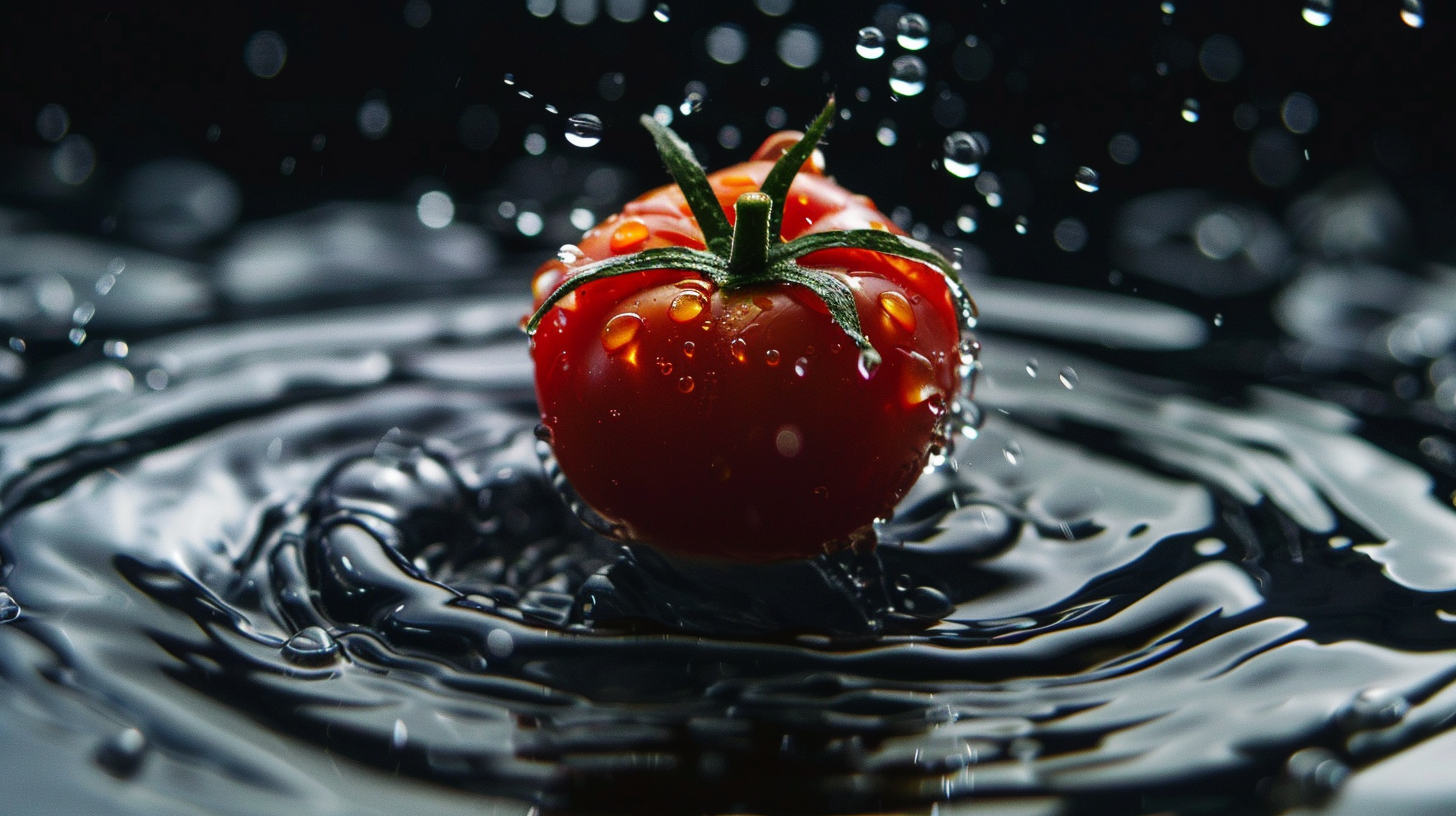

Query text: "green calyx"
[524, 96, 977, 369]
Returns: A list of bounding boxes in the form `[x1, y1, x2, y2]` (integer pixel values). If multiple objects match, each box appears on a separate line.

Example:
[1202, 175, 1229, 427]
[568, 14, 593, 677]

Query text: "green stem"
[727, 192, 773, 281]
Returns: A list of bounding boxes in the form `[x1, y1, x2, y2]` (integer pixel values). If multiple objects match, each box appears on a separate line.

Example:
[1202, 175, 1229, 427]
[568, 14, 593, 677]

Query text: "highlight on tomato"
[525, 97, 978, 562]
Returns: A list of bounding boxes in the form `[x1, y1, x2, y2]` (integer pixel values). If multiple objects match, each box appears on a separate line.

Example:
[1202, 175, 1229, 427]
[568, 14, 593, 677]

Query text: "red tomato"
[527, 100, 975, 562]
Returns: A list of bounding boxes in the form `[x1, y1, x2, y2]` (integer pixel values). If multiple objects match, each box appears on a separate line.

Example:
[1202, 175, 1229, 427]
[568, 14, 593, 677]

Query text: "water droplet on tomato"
[669, 290, 706, 322]
[765, 349, 780, 366]
[682, 340, 696, 358]
[878, 290, 917, 332]
[677, 376, 695, 393]
[901, 350, 941, 406]
[752, 295, 774, 311]
[601, 312, 643, 353]
[793, 357, 809, 377]
[813, 485, 829, 499]
[730, 337, 748, 362]
[656, 357, 673, 375]
[609, 221, 649, 254]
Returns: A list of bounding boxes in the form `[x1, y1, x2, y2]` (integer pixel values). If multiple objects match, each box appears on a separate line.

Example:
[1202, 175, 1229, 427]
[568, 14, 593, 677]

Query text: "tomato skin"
[530, 142, 963, 562]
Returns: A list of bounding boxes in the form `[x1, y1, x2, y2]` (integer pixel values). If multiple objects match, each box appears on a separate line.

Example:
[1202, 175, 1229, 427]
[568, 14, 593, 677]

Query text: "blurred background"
[1, 0, 1454, 447]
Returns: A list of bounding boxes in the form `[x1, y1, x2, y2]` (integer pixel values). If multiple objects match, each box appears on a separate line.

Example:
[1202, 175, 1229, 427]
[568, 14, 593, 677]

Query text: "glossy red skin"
[530, 137, 962, 562]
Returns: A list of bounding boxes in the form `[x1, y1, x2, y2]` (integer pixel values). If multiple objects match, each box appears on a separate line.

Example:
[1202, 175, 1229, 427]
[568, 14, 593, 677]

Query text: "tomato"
[527, 99, 976, 562]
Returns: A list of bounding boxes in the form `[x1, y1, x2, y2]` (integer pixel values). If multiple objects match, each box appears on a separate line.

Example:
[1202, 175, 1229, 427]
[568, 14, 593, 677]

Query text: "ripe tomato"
[527, 99, 976, 562]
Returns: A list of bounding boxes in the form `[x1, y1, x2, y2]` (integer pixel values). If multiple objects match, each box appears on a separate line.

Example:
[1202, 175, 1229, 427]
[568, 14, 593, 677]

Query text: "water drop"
[656, 358, 673, 376]
[146, 369, 169, 390]
[1059, 366, 1079, 389]
[653, 3, 670, 22]
[1003, 440, 1023, 464]
[94, 728, 148, 779]
[876, 119, 898, 146]
[68, 328, 86, 346]
[730, 337, 748, 362]
[565, 113, 604, 147]
[609, 220, 649, 253]
[889, 55, 927, 96]
[1014, 216, 1029, 235]
[1213, 313, 1224, 327]
[956, 205, 978, 233]
[813, 485, 829, 498]
[677, 376, 696, 393]
[0, 590, 19, 623]
[1336, 687, 1410, 733]
[682, 340, 696, 358]
[1108, 132, 1141, 164]
[1031, 123, 1048, 144]
[793, 357, 809, 377]
[602, 314, 644, 354]
[357, 98, 392, 140]
[103, 339, 128, 358]
[765, 349, 781, 366]
[486, 627, 514, 657]
[1282, 747, 1349, 803]
[856, 26, 886, 59]
[391, 719, 408, 751]
[1181, 98, 1201, 122]
[680, 91, 705, 116]
[1074, 166, 1100, 192]
[416, 190, 454, 228]
[669, 290, 707, 323]
[1160, 1, 1175, 13]
[943, 131, 985, 178]
[1401, 0, 1424, 27]
[775, 425, 802, 457]
[243, 30, 287, 79]
[878, 290, 917, 332]
[1194, 538, 1226, 556]
[896, 12, 930, 50]
[1025, 358, 1039, 378]
[1302, 0, 1333, 26]
[35, 103, 69, 143]
[282, 626, 340, 665]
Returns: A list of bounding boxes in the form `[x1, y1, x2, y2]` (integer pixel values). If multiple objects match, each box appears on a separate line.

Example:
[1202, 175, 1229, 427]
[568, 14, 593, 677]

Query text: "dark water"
[4, 195, 1456, 814]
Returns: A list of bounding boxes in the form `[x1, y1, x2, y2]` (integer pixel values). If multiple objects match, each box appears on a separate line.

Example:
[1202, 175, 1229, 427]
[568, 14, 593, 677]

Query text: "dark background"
[1, 0, 1453, 302]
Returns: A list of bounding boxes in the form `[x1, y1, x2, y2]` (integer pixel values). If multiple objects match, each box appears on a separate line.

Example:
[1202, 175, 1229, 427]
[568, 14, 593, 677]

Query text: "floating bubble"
[856, 26, 886, 59]
[1031, 123, 1048, 144]
[1109, 133, 1140, 165]
[403, 0, 432, 27]
[706, 24, 748, 64]
[357, 98, 391, 139]
[943, 131, 986, 177]
[777, 24, 821, 69]
[1302, 0, 1333, 26]
[1074, 166, 1100, 192]
[243, 30, 287, 78]
[896, 12, 930, 50]
[1181, 98, 1201, 122]
[1053, 218, 1088, 252]
[1281, 92, 1319, 134]
[35, 103, 69, 143]
[565, 113, 604, 147]
[51, 135, 96, 185]
[283, 626, 341, 665]
[876, 120, 898, 146]
[889, 55, 927, 95]
[416, 191, 455, 229]
[1402, 0, 1425, 27]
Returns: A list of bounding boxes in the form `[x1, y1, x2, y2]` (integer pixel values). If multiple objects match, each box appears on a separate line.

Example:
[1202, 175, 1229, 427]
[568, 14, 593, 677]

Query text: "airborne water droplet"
[856, 26, 886, 59]
[1074, 166, 1100, 192]
[765, 349, 781, 366]
[1302, 0, 1333, 26]
[677, 375, 695, 393]
[1025, 358, 1039, 378]
[794, 357, 809, 377]
[1014, 216, 1029, 235]
[889, 55, 927, 96]
[1401, 0, 1425, 27]
[1003, 440, 1023, 465]
[1059, 366, 1079, 389]
[943, 131, 986, 178]
[896, 13, 930, 50]
[1181, 98, 1201, 122]
[564, 113, 603, 147]
[1031, 123, 1048, 144]
[653, 3, 670, 22]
